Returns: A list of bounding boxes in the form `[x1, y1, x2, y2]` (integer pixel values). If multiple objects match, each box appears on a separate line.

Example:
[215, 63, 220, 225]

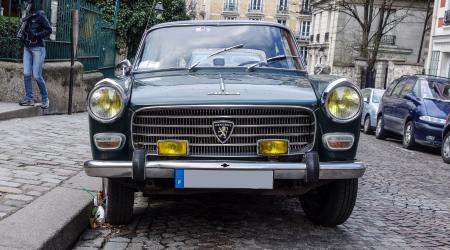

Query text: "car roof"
[150, 20, 289, 31]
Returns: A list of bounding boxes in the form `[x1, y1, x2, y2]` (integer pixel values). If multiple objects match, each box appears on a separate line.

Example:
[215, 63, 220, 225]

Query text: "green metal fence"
[0, 0, 118, 77]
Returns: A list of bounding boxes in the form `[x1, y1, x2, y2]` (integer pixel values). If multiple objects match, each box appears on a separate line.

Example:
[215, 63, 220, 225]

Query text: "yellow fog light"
[157, 140, 189, 156]
[257, 140, 289, 156]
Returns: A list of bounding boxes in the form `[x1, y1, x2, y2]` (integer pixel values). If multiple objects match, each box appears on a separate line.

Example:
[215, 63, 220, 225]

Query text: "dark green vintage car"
[84, 21, 365, 227]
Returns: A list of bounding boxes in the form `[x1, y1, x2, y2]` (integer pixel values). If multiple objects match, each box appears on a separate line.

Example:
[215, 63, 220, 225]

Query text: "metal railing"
[0, 0, 118, 76]
[300, 7, 311, 14]
[380, 35, 396, 45]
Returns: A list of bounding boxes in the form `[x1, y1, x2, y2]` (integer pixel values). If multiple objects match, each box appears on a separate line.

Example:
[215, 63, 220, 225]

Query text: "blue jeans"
[23, 47, 48, 102]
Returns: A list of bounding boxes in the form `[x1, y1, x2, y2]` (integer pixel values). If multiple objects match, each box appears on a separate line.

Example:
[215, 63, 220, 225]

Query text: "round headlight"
[88, 86, 124, 122]
[326, 86, 361, 121]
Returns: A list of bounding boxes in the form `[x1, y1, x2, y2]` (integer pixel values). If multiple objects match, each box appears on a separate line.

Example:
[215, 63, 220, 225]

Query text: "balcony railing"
[445, 10, 450, 26]
[380, 35, 396, 45]
[277, 4, 288, 14]
[248, 3, 263, 12]
[224, 2, 238, 12]
[300, 7, 311, 14]
[297, 33, 310, 41]
[324, 32, 329, 43]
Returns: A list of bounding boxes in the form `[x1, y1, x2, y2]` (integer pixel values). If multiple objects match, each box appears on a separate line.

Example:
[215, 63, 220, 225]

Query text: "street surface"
[75, 133, 450, 249]
[0, 113, 90, 219]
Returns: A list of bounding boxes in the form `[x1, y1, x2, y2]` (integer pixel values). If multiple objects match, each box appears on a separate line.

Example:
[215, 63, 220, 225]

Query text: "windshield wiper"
[247, 55, 301, 72]
[188, 44, 244, 72]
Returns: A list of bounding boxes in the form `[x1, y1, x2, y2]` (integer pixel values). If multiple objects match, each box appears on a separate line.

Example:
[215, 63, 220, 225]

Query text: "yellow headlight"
[157, 140, 189, 156]
[326, 86, 361, 121]
[89, 86, 123, 121]
[258, 140, 289, 156]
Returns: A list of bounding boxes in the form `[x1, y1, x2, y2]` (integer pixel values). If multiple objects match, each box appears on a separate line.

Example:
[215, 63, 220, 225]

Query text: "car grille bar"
[132, 106, 316, 157]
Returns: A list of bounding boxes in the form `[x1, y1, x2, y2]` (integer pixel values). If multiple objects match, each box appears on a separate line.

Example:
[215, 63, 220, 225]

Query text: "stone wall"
[331, 65, 358, 85]
[0, 61, 103, 114]
[386, 62, 424, 88]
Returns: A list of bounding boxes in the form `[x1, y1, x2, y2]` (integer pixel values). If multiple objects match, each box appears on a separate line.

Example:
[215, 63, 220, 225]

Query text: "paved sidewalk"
[0, 113, 91, 220]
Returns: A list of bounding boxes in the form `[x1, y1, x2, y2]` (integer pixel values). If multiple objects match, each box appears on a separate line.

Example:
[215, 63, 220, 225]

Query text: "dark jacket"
[24, 10, 52, 48]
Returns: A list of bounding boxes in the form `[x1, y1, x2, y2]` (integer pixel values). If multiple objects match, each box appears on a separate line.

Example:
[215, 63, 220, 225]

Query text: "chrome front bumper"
[84, 160, 365, 180]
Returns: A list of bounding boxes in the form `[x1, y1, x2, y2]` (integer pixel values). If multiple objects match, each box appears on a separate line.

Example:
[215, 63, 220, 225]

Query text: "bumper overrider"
[84, 152, 365, 182]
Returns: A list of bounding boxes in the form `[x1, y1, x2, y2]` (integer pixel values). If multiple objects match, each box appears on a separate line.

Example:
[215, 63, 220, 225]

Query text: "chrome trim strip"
[132, 132, 314, 137]
[84, 160, 365, 180]
[132, 123, 314, 128]
[130, 105, 317, 157]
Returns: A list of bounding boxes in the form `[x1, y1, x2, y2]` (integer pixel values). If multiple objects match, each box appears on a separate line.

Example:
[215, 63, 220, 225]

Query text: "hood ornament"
[208, 74, 240, 95]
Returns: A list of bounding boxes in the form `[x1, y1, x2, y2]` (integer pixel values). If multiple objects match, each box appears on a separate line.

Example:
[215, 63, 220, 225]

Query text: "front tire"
[300, 179, 358, 227]
[375, 115, 388, 140]
[104, 178, 135, 225]
[442, 132, 450, 163]
[363, 116, 372, 134]
[402, 121, 416, 149]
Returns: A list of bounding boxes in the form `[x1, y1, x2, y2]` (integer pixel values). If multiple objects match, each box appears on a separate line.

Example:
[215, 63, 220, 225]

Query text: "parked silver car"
[361, 88, 385, 134]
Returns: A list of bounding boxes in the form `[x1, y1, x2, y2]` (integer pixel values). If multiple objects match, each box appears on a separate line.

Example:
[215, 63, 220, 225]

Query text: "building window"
[277, 0, 288, 13]
[277, 19, 287, 26]
[429, 51, 440, 76]
[249, 17, 262, 21]
[300, 46, 308, 65]
[224, 0, 238, 12]
[301, 0, 311, 13]
[225, 16, 237, 20]
[300, 20, 311, 37]
[249, 0, 263, 11]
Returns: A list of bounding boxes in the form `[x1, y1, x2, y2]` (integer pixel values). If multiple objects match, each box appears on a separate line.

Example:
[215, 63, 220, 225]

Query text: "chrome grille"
[132, 106, 316, 157]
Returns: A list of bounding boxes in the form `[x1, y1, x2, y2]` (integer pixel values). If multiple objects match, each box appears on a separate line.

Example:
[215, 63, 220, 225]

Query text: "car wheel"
[103, 178, 134, 225]
[300, 179, 358, 227]
[375, 116, 387, 139]
[442, 132, 450, 163]
[402, 121, 416, 149]
[363, 116, 372, 134]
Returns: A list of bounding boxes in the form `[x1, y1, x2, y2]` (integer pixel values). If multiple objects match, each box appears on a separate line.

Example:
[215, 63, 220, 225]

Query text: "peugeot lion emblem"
[212, 120, 234, 144]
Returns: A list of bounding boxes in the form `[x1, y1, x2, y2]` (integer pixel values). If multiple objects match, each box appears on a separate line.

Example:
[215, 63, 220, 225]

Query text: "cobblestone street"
[0, 114, 90, 219]
[75, 133, 450, 249]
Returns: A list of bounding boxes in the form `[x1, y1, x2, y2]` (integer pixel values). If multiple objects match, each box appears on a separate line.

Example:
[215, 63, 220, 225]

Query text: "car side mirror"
[403, 93, 417, 102]
[115, 59, 132, 78]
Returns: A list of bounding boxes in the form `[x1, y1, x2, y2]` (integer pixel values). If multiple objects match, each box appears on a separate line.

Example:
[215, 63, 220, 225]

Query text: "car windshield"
[372, 90, 384, 103]
[135, 25, 303, 71]
[421, 80, 450, 101]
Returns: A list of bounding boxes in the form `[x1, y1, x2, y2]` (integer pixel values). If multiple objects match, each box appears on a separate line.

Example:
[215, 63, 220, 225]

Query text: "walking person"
[19, 0, 52, 109]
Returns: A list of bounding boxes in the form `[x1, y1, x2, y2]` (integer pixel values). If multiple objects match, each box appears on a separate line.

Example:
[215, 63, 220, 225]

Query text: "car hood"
[423, 98, 450, 118]
[129, 70, 318, 109]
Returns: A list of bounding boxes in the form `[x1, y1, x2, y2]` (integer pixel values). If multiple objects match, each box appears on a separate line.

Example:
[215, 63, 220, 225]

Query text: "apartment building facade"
[425, 0, 450, 77]
[186, 0, 312, 65]
[309, 0, 429, 88]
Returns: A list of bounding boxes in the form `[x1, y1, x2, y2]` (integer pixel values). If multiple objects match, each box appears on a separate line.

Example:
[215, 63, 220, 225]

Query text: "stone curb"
[0, 103, 43, 121]
[0, 172, 101, 250]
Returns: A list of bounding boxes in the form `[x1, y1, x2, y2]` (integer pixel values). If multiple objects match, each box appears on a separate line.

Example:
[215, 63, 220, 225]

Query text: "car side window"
[401, 80, 416, 96]
[386, 79, 400, 96]
[392, 79, 406, 97]
[362, 90, 371, 102]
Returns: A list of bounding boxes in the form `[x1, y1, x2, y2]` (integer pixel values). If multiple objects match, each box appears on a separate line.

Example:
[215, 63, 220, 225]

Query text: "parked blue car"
[361, 88, 385, 134]
[376, 75, 450, 149]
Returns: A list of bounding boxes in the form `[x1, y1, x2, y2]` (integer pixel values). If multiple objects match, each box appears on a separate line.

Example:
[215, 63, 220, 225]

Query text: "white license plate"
[175, 169, 273, 189]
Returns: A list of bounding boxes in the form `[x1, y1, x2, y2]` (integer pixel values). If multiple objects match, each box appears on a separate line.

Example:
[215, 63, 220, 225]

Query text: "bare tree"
[316, 0, 417, 87]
